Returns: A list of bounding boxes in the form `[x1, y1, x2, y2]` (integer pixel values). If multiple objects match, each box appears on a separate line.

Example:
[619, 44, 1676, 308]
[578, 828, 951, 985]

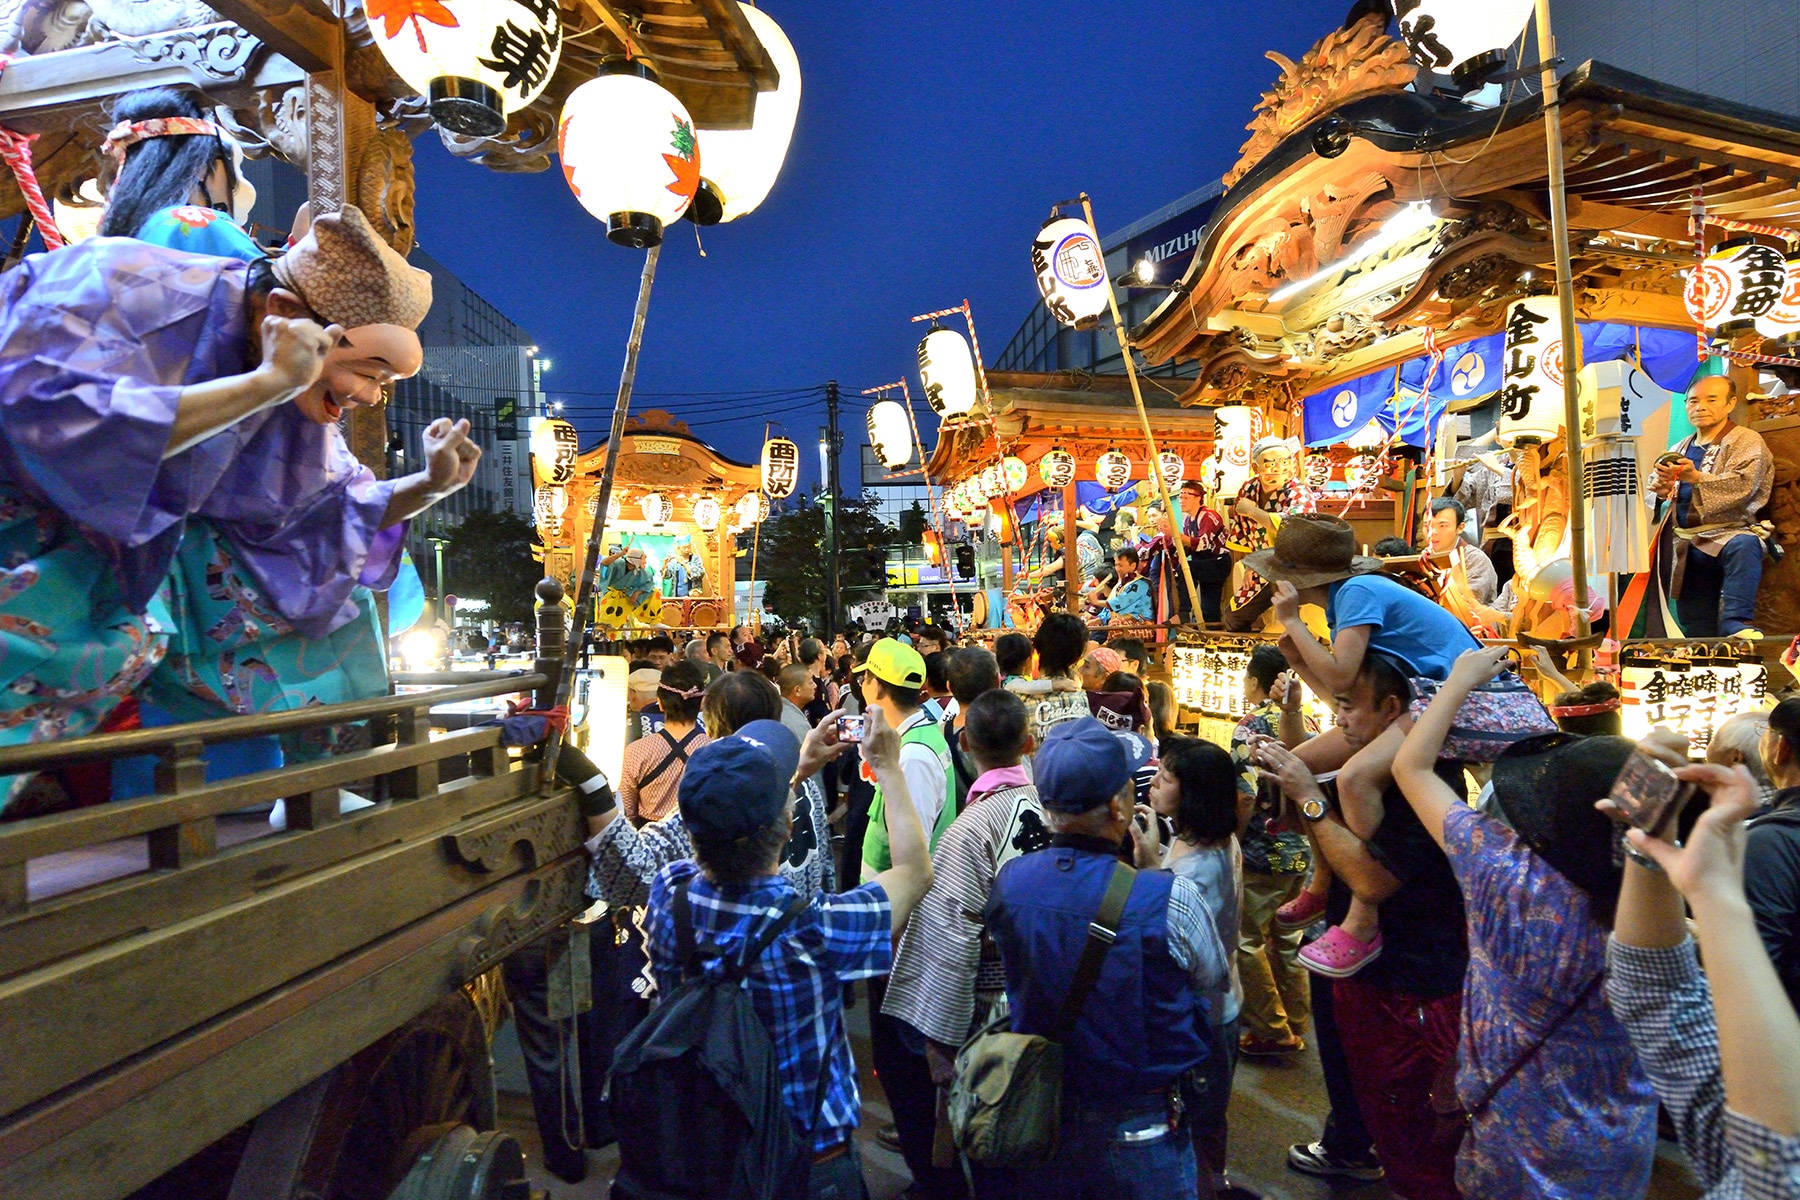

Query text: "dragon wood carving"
[1223, 15, 1418, 191]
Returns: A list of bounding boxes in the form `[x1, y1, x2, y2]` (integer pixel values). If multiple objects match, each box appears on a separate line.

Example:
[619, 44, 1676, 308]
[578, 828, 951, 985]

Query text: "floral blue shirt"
[1442, 804, 1658, 1199]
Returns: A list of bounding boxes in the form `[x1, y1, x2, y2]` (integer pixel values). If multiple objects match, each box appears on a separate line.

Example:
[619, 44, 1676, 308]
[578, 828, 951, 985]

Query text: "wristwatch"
[1299, 796, 1329, 822]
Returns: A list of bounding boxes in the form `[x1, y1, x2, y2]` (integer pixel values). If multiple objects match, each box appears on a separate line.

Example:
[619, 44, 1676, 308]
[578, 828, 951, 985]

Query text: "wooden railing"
[0, 672, 545, 917]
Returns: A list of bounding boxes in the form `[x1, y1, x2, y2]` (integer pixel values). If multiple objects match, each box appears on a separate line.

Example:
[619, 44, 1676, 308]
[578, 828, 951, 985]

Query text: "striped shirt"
[1606, 937, 1800, 1200]
[647, 862, 891, 1153]
[883, 774, 1049, 1046]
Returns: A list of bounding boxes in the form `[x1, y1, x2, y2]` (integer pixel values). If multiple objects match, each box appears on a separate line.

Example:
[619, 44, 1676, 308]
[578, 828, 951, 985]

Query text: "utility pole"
[824, 379, 842, 634]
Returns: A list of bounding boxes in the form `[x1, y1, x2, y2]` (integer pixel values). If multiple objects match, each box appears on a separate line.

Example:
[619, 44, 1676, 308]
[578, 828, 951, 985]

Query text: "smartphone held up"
[1609, 748, 1696, 839]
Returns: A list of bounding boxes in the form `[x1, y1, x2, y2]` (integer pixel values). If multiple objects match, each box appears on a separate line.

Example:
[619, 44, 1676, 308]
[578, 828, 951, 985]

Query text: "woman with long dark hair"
[98, 86, 249, 238]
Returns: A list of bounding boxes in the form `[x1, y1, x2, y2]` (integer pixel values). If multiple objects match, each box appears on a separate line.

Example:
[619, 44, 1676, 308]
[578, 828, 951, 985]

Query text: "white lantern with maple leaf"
[559, 60, 700, 248]
[366, 0, 562, 138]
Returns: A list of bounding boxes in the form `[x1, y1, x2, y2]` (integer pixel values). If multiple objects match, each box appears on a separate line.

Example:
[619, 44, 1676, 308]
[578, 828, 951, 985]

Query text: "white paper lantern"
[559, 62, 700, 248]
[1394, 0, 1534, 85]
[1685, 239, 1790, 336]
[1039, 449, 1076, 489]
[1496, 295, 1570, 446]
[366, 0, 562, 137]
[1095, 448, 1131, 491]
[736, 491, 770, 525]
[1754, 253, 1800, 342]
[52, 178, 105, 244]
[641, 492, 672, 525]
[1210, 405, 1262, 499]
[917, 327, 978, 418]
[534, 484, 566, 537]
[1032, 215, 1110, 330]
[867, 400, 914, 469]
[608, 495, 620, 522]
[1002, 456, 1029, 492]
[692, 496, 722, 531]
[942, 489, 970, 522]
[973, 464, 998, 499]
[1157, 450, 1186, 487]
[687, 3, 800, 224]
[530, 416, 579, 485]
[761, 436, 799, 498]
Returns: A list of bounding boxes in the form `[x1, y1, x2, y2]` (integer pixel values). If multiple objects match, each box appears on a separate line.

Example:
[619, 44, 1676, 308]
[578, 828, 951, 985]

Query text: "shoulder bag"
[947, 860, 1135, 1168]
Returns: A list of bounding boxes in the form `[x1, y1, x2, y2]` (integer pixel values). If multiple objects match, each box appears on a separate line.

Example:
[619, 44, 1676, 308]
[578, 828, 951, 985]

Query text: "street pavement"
[500, 990, 1706, 1199]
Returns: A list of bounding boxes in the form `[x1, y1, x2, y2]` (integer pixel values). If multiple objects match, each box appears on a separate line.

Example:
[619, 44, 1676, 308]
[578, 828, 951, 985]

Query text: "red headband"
[101, 117, 221, 164]
[1550, 698, 1622, 719]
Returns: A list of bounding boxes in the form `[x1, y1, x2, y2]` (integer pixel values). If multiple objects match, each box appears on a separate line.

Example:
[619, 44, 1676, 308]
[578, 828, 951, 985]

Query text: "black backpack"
[608, 878, 821, 1200]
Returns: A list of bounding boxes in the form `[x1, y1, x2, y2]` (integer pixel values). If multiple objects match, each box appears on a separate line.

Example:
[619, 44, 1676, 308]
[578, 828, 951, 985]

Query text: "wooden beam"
[203, 0, 336, 73]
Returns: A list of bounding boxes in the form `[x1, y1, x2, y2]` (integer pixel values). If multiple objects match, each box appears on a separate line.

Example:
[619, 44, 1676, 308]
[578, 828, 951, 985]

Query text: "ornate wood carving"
[1223, 15, 1418, 191]
[357, 123, 414, 252]
[446, 799, 583, 874]
[437, 106, 556, 174]
[455, 857, 588, 979]
[113, 18, 255, 77]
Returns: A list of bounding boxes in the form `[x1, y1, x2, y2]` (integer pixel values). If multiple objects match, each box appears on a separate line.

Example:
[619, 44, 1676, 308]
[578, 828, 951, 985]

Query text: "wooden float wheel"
[226, 990, 496, 1200]
[385, 1127, 531, 1200]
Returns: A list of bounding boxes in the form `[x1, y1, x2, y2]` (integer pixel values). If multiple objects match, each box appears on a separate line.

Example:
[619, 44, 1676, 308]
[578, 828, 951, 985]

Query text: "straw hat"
[1240, 514, 1384, 589]
[273, 205, 432, 330]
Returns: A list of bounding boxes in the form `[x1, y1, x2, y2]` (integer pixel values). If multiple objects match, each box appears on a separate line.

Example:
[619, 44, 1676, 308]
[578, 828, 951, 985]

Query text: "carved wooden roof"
[925, 371, 1219, 492]
[1134, 53, 1800, 408]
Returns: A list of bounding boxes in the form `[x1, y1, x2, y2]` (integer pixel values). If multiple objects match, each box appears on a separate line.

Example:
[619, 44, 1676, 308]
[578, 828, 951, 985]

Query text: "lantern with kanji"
[1032, 215, 1109, 330]
[1095, 448, 1131, 492]
[867, 400, 913, 469]
[559, 61, 700, 248]
[736, 491, 769, 526]
[534, 483, 566, 537]
[366, 0, 563, 137]
[761, 436, 799, 499]
[530, 417, 579, 485]
[1157, 450, 1185, 488]
[1039, 449, 1076, 489]
[917, 327, 978, 418]
[641, 493, 672, 525]
[1495, 295, 1567, 446]
[693, 496, 721, 531]
[1754, 253, 1800, 343]
[1686, 239, 1791, 336]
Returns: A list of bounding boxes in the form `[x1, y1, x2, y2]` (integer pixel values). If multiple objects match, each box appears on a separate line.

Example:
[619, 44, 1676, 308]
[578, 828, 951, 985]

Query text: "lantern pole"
[865, 380, 964, 627]
[1532, 0, 1593, 644]
[910, 300, 1029, 592]
[1078, 194, 1206, 630]
[540, 243, 660, 792]
[748, 421, 771, 636]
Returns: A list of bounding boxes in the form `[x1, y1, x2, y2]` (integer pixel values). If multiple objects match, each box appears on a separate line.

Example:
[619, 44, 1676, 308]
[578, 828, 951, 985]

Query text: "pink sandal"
[1275, 890, 1327, 931]
[1299, 926, 1384, 978]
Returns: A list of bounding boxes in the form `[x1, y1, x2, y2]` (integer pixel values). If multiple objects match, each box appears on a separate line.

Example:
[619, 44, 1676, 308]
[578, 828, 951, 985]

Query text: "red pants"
[1333, 977, 1462, 1200]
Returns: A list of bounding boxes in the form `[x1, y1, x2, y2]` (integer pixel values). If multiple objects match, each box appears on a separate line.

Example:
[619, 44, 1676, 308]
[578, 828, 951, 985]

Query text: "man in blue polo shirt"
[986, 718, 1231, 1197]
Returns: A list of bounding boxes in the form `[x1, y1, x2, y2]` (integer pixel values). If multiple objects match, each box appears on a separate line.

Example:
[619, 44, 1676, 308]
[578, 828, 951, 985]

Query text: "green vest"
[860, 715, 955, 881]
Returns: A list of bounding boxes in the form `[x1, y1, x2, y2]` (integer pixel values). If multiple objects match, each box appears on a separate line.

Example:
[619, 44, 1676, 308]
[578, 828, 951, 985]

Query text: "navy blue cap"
[1111, 729, 1156, 779]
[1035, 717, 1131, 813]
[678, 719, 800, 841]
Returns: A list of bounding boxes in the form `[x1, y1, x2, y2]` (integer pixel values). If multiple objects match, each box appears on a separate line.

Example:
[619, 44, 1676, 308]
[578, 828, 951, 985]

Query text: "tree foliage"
[753, 494, 894, 629]
[898, 500, 929, 545]
[443, 509, 541, 625]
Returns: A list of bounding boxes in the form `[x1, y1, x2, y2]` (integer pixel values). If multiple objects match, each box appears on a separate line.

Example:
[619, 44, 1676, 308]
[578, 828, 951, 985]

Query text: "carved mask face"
[1254, 447, 1296, 491]
[295, 324, 423, 426]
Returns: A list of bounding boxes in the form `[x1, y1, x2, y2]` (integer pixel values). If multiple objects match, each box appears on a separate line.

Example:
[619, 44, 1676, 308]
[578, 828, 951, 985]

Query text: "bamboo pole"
[1533, 0, 1592, 647]
[1079, 194, 1205, 628]
[1062, 481, 1080, 613]
[748, 421, 769, 635]
[898, 380, 964, 624]
[540, 242, 660, 792]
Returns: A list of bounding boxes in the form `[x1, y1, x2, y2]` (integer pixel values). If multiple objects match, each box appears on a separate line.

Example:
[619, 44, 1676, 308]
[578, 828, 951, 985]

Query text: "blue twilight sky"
[410, 0, 1352, 489]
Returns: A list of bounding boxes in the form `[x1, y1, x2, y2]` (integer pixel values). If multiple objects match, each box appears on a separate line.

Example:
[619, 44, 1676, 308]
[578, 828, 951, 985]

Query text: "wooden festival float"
[0, 4, 788, 1199]
[532, 408, 760, 633]
[1113, 15, 1800, 740]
